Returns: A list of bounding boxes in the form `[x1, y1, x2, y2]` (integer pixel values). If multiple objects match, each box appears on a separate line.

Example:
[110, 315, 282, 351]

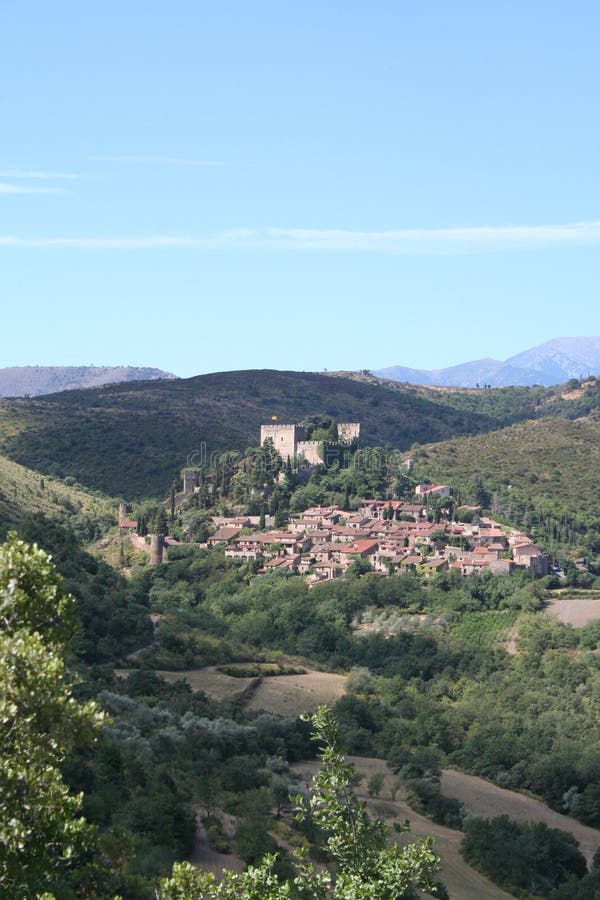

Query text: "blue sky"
[1, 1, 600, 376]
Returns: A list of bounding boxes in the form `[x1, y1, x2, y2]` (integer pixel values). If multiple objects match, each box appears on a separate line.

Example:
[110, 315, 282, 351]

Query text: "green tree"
[0, 534, 103, 897]
[159, 706, 440, 899]
[367, 772, 385, 798]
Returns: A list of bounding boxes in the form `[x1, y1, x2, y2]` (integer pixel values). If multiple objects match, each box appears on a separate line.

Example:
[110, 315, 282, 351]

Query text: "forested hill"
[0, 369, 599, 499]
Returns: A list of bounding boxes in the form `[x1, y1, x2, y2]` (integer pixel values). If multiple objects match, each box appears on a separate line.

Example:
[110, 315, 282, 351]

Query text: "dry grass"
[113, 666, 347, 714]
[441, 768, 600, 866]
[114, 666, 254, 701]
[545, 595, 600, 627]
[246, 670, 347, 716]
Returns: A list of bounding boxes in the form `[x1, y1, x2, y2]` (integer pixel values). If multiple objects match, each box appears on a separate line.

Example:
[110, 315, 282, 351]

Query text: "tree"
[0, 533, 103, 897]
[367, 772, 385, 798]
[159, 706, 441, 898]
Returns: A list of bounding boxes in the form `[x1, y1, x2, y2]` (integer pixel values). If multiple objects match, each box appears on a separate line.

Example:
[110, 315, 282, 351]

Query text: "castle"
[260, 421, 360, 465]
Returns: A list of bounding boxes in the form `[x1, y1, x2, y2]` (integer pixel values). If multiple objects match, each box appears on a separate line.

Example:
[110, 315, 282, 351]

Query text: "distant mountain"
[375, 337, 600, 387]
[0, 366, 176, 397]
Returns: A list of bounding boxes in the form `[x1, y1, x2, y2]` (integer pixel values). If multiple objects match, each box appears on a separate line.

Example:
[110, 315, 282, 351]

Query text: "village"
[205, 421, 550, 583]
[202, 495, 550, 585]
[118, 418, 550, 584]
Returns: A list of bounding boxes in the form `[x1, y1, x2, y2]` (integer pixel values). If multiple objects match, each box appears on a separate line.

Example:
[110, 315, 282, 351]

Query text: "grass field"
[293, 757, 512, 900]
[441, 768, 600, 866]
[114, 665, 347, 713]
[246, 670, 347, 716]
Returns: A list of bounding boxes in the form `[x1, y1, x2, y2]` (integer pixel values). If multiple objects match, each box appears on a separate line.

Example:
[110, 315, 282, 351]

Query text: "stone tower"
[182, 469, 197, 495]
[338, 423, 361, 443]
[149, 533, 165, 565]
[260, 423, 305, 460]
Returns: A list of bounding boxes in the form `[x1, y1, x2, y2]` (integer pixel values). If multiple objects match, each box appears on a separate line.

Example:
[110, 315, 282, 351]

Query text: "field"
[449, 610, 519, 647]
[181, 756, 600, 897]
[115, 666, 347, 713]
[246, 670, 347, 716]
[545, 593, 600, 627]
[441, 768, 600, 866]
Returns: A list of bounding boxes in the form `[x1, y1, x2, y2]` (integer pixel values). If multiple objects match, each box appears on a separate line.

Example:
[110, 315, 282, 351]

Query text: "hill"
[375, 336, 600, 387]
[0, 451, 116, 540]
[409, 416, 600, 555]
[1, 369, 600, 501]
[0, 365, 176, 397]
[0, 369, 505, 499]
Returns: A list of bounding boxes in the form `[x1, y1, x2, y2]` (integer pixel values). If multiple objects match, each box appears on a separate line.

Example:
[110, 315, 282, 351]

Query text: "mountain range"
[375, 337, 600, 387]
[0, 365, 175, 398]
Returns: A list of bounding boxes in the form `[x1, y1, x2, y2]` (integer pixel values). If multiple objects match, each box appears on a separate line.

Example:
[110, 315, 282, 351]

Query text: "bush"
[406, 778, 465, 829]
[461, 815, 587, 897]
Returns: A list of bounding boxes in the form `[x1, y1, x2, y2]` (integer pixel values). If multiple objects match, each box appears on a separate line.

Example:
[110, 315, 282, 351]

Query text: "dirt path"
[293, 757, 512, 899]
[189, 808, 245, 875]
[441, 768, 600, 866]
[502, 623, 519, 655]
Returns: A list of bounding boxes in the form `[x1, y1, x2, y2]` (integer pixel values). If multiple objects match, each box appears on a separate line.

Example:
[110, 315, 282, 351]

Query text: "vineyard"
[449, 610, 519, 646]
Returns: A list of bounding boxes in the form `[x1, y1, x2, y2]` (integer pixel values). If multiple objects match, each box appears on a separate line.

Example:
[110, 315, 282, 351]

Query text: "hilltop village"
[201, 501, 549, 584]
[120, 419, 550, 583]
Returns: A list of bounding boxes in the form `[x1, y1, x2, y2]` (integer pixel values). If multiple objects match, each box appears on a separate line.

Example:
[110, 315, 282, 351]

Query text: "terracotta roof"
[339, 540, 379, 555]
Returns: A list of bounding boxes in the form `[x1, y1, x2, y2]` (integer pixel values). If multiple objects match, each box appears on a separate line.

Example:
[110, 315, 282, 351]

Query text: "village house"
[207, 525, 243, 546]
[415, 484, 452, 498]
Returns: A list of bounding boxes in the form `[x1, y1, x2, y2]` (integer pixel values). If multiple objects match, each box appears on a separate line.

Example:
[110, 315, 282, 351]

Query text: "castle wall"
[296, 441, 322, 465]
[149, 533, 165, 565]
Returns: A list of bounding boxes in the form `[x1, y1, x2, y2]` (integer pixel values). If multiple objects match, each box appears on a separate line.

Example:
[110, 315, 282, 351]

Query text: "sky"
[1, 1, 600, 377]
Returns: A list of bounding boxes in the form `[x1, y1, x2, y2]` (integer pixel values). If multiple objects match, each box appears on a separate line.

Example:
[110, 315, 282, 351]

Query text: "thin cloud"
[0, 182, 66, 195]
[0, 169, 83, 180]
[1, 221, 600, 251]
[92, 155, 230, 167]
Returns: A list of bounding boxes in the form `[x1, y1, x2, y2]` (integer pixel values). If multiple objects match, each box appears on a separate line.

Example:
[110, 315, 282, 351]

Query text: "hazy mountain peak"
[374, 337, 600, 388]
[0, 365, 176, 397]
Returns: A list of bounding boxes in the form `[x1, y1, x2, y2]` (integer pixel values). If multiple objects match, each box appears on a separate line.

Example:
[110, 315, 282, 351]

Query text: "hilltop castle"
[260, 421, 360, 465]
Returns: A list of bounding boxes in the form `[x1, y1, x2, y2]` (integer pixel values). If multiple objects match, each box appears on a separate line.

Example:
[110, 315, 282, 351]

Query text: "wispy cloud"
[0, 182, 66, 195]
[91, 155, 230, 167]
[1, 221, 600, 251]
[0, 169, 83, 180]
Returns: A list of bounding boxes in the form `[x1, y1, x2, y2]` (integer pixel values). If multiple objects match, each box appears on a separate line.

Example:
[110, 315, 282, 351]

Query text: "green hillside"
[0, 369, 498, 499]
[1, 369, 599, 502]
[411, 416, 600, 556]
[0, 452, 116, 539]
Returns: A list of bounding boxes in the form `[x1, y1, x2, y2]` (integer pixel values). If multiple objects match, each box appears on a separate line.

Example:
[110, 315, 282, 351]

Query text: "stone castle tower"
[338, 422, 361, 443]
[149, 533, 165, 565]
[260, 423, 305, 460]
[260, 421, 360, 462]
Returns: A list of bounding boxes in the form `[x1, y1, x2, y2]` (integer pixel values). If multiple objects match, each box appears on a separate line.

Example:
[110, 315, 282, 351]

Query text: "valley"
[4, 368, 600, 898]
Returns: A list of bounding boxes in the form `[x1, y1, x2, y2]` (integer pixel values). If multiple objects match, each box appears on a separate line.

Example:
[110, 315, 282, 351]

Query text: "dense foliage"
[461, 815, 587, 897]
[0, 534, 102, 897]
[158, 707, 441, 899]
